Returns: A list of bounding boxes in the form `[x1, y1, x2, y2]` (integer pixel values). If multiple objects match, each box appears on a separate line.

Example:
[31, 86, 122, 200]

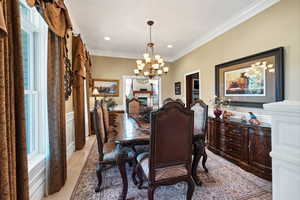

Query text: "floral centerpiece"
[210, 95, 231, 118]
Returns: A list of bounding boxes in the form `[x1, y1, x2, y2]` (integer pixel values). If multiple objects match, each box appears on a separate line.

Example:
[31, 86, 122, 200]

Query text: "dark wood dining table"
[112, 113, 205, 200]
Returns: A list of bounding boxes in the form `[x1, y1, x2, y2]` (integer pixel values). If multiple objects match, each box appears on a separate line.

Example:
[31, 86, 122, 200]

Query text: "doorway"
[185, 72, 200, 108]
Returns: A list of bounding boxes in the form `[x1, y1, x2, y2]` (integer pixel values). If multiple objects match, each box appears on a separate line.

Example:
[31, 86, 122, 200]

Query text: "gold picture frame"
[92, 79, 120, 97]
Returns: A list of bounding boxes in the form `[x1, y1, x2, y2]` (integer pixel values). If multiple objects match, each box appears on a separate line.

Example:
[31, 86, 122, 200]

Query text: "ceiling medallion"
[134, 20, 169, 79]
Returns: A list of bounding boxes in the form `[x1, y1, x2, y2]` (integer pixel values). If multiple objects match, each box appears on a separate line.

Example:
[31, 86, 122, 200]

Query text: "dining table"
[111, 113, 206, 200]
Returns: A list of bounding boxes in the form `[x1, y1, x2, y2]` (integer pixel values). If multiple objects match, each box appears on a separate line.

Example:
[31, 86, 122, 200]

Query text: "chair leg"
[202, 147, 208, 173]
[186, 178, 195, 200]
[131, 159, 138, 185]
[192, 141, 203, 186]
[148, 185, 156, 200]
[95, 164, 103, 192]
[136, 165, 144, 189]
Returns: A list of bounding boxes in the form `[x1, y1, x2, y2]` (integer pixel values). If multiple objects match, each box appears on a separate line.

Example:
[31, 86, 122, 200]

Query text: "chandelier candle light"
[134, 20, 169, 79]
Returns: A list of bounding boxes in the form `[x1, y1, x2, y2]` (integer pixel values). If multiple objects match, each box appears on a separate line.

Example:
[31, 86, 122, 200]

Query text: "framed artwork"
[92, 79, 119, 97]
[215, 47, 284, 108]
[175, 82, 181, 95]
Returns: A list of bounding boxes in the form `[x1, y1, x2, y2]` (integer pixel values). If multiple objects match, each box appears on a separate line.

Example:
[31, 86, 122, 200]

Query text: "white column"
[264, 100, 300, 200]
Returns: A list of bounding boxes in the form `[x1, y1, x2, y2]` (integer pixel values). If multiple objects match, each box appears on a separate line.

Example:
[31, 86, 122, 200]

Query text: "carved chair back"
[190, 99, 208, 135]
[93, 103, 106, 161]
[101, 100, 110, 136]
[149, 102, 194, 182]
[175, 98, 185, 106]
[163, 98, 185, 107]
[128, 98, 141, 116]
[162, 98, 174, 105]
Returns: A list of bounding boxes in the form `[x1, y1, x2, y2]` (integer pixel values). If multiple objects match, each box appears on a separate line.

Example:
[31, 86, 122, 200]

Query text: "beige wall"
[91, 56, 174, 108]
[171, 0, 300, 107]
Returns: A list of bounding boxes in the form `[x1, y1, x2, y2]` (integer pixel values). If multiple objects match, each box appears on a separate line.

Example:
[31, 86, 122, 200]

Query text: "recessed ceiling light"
[104, 36, 111, 41]
[167, 44, 173, 48]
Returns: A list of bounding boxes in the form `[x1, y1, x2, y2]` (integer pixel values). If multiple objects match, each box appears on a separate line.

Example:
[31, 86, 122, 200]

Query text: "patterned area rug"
[70, 142, 272, 200]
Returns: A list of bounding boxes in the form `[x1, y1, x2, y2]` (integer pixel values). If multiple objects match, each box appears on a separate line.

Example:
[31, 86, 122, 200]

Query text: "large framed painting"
[92, 79, 119, 97]
[215, 47, 284, 108]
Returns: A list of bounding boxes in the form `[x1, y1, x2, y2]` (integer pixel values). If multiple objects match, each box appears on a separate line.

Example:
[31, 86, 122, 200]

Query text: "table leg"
[192, 140, 202, 186]
[117, 147, 128, 200]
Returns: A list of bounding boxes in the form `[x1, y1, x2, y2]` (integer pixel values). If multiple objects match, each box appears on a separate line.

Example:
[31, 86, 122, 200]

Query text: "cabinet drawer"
[226, 147, 242, 159]
[218, 138, 242, 155]
[225, 135, 242, 144]
[219, 135, 242, 149]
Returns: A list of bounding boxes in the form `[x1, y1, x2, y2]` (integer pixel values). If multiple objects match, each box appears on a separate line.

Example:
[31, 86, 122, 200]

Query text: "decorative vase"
[214, 107, 223, 118]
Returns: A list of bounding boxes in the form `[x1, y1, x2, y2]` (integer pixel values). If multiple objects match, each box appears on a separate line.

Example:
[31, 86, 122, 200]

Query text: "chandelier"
[133, 20, 169, 79]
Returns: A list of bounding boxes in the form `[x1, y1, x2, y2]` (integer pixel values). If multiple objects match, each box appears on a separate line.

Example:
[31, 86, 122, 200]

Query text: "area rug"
[70, 141, 272, 200]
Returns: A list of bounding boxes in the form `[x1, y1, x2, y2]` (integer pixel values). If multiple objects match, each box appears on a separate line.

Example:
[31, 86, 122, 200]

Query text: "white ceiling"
[65, 0, 279, 61]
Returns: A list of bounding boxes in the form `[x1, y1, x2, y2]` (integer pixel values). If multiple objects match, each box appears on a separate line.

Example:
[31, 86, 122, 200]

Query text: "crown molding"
[69, 0, 280, 62]
[89, 49, 173, 62]
[169, 0, 280, 62]
[89, 49, 142, 60]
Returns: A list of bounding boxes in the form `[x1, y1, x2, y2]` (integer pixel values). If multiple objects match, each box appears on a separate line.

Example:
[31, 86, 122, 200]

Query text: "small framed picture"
[92, 79, 119, 97]
[175, 82, 181, 95]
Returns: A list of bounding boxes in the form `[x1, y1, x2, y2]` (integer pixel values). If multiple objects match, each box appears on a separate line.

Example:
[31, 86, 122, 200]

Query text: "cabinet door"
[248, 127, 272, 171]
[207, 118, 215, 147]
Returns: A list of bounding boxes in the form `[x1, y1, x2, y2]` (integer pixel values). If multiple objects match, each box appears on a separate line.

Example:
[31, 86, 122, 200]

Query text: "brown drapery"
[25, 0, 72, 194]
[26, 0, 72, 37]
[85, 51, 92, 136]
[0, 0, 29, 199]
[72, 35, 86, 150]
[47, 30, 67, 194]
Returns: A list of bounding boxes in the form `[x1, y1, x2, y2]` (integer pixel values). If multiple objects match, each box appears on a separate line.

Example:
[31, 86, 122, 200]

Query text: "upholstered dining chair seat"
[137, 153, 188, 181]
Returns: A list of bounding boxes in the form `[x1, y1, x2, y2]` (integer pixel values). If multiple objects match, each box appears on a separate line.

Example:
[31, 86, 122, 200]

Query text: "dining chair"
[127, 98, 141, 118]
[190, 99, 208, 172]
[162, 97, 174, 105]
[101, 100, 117, 141]
[134, 101, 195, 200]
[163, 98, 185, 107]
[175, 98, 185, 106]
[93, 103, 135, 193]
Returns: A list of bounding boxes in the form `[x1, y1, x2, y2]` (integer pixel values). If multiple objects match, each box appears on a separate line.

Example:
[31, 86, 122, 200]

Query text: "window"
[20, 0, 48, 161]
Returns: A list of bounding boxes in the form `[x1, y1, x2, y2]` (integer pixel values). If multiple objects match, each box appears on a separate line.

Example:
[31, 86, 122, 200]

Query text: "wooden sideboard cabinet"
[207, 117, 272, 180]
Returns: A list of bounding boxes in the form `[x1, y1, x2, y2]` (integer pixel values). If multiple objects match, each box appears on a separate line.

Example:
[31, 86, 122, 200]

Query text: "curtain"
[46, 30, 67, 194]
[0, 0, 30, 199]
[85, 51, 92, 136]
[26, 0, 72, 37]
[72, 35, 86, 150]
[26, 0, 72, 195]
